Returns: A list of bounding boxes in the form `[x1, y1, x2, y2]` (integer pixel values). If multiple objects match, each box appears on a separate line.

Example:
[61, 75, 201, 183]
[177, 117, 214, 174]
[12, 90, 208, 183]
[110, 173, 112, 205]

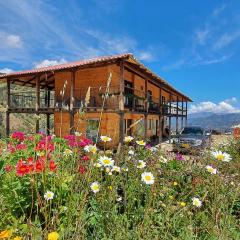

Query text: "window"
[86, 119, 99, 142]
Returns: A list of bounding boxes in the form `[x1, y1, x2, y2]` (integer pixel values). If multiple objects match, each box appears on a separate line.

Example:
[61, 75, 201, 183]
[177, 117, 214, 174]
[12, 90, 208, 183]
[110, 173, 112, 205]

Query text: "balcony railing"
[56, 86, 120, 110]
[9, 90, 55, 109]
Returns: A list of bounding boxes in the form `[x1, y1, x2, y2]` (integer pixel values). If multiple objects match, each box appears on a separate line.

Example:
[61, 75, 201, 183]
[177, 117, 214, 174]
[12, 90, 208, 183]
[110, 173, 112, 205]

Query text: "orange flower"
[0, 229, 11, 238]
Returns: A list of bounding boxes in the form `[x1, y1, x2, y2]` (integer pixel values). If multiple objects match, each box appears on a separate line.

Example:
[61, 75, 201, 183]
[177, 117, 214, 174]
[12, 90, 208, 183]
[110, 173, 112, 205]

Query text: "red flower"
[35, 159, 45, 173]
[82, 155, 90, 161]
[16, 143, 27, 151]
[11, 132, 25, 142]
[4, 165, 12, 172]
[49, 160, 57, 172]
[16, 160, 29, 176]
[78, 165, 86, 174]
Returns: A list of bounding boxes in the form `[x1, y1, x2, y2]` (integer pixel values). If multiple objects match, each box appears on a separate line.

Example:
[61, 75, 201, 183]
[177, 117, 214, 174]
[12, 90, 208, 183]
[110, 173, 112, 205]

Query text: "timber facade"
[0, 53, 192, 145]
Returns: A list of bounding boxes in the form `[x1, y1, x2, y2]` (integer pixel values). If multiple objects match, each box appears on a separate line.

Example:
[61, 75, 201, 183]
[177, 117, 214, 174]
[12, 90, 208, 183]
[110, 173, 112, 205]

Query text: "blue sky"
[0, 0, 240, 114]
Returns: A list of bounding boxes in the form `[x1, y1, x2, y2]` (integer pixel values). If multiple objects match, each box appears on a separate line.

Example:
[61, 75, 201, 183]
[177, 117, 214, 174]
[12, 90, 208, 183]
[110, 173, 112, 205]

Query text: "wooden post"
[119, 60, 125, 144]
[35, 75, 40, 133]
[181, 98, 184, 130]
[46, 113, 50, 135]
[169, 93, 172, 142]
[176, 96, 179, 135]
[159, 87, 162, 143]
[185, 101, 188, 127]
[70, 70, 75, 135]
[6, 77, 10, 137]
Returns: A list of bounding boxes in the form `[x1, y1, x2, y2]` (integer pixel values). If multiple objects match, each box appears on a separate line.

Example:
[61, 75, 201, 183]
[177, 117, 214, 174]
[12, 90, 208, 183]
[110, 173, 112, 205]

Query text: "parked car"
[173, 126, 211, 153]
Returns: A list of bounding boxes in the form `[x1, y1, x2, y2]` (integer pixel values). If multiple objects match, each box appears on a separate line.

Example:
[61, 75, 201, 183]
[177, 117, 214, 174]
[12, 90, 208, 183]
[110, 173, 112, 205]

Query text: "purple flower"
[176, 153, 184, 161]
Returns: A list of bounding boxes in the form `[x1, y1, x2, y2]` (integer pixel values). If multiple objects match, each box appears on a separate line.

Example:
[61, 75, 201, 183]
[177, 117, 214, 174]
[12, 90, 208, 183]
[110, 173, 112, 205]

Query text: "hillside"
[188, 112, 240, 130]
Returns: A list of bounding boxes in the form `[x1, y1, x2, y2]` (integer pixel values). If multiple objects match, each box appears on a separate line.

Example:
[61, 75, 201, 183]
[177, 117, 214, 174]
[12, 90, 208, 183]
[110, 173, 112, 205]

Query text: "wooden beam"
[6, 112, 10, 137]
[7, 77, 10, 108]
[118, 60, 125, 144]
[176, 96, 179, 134]
[70, 70, 76, 135]
[46, 113, 50, 135]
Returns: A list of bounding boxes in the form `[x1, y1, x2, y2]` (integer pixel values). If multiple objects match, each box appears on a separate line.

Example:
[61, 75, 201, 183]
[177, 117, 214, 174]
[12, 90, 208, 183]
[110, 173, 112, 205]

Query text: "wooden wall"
[55, 64, 120, 102]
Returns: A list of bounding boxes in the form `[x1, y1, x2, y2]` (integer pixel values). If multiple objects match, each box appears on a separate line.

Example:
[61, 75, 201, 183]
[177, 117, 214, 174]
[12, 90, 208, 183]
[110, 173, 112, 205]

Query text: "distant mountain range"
[188, 112, 240, 131]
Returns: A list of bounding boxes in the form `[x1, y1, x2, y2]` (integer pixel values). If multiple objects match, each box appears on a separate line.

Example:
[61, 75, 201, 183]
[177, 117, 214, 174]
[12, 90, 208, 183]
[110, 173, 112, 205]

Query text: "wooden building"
[0, 53, 192, 145]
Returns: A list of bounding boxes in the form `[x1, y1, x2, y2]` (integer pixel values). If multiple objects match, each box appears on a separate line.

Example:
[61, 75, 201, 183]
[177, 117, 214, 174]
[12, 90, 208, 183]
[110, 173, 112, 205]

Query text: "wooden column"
[5, 78, 10, 137]
[70, 70, 75, 135]
[46, 113, 50, 135]
[35, 75, 40, 133]
[185, 101, 188, 127]
[159, 87, 162, 143]
[169, 93, 172, 142]
[176, 96, 179, 135]
[119, 60, 125, 144]
[144, 79, 148, 139]
[181, 98, 184, 130]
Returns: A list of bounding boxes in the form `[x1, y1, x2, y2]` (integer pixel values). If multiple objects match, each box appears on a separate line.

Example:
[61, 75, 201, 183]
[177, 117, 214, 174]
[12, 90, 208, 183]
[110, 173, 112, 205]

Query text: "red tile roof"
[0, 53, 132, 77]
[0, 53, 192, 101]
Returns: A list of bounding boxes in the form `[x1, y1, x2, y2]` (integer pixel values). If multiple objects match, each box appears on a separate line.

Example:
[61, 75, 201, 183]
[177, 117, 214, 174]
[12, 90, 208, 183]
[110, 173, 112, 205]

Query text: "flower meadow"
[0, 132, 239, 239]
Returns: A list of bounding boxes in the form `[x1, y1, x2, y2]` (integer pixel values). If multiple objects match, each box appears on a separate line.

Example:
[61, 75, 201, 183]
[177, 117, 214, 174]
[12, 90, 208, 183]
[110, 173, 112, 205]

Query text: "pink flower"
[11, 132, 25, 142]
[16, 143, 27, 151]
[82, 155, 90, 161]
[4, 165, 12, 172]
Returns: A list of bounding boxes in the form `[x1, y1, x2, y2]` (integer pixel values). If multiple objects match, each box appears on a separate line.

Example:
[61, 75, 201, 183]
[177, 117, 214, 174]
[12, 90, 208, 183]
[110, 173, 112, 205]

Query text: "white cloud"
[195, 27, 210, 45]
[34, 59, 67, 68]
[190, 99, 240, 114]
[0, 32, 22, 48]
[137, 51, 155, 62]
[213, 31, 240, 50]
[0, 68, 14, 73]
[0, 1, 156, 66]
[212, 4, 227, 17]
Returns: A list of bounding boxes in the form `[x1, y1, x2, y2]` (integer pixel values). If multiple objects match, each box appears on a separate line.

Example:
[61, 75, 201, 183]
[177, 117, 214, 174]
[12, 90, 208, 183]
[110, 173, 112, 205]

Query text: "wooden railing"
[9, 90, 55, 109]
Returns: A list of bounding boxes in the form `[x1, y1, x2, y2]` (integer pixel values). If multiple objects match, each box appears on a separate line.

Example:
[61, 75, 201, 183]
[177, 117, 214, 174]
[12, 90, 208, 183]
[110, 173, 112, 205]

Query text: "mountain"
[188, 112, 240, 131]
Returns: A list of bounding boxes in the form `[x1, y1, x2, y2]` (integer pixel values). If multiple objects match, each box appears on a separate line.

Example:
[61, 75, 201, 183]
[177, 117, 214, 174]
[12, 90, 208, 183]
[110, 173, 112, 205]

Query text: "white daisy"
[128, 150, 135, 155]
[90, 181, 100, 193]
[121, 166, 129, 172]
[63, 149, 73, 156]
[75, 131, 82, 136]
[206, 165, 217, 174]
[159, 156, 168, 163]
[137, 160, 146, 169]
[192, 197, 202, 208]
[124, 136, 134, 143]
[141, 172, 155, 185]
[136, 140, 146, 146]
[84, 145, 97, 154]
[44, 191, 55, 201]
[98, 156, 114, 167]
[100, 136, 112, 142]
[212, 151, 232, 162]
[112, 166, 121, 172]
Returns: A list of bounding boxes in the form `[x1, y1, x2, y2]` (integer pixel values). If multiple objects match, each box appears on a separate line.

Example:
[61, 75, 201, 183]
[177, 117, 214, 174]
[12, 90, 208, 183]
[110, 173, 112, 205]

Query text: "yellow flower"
[14, 237, 22, 240]
[63, 149, 73, 156]
[173, 181, 178, 186]
[108, 185, 113, 190]
[136, 140, 146, 146]
[179, 202, 186, 207]
[48, 231, 60, 240]
[0, 230, 11, 238]
[169, 195, 174, 200]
